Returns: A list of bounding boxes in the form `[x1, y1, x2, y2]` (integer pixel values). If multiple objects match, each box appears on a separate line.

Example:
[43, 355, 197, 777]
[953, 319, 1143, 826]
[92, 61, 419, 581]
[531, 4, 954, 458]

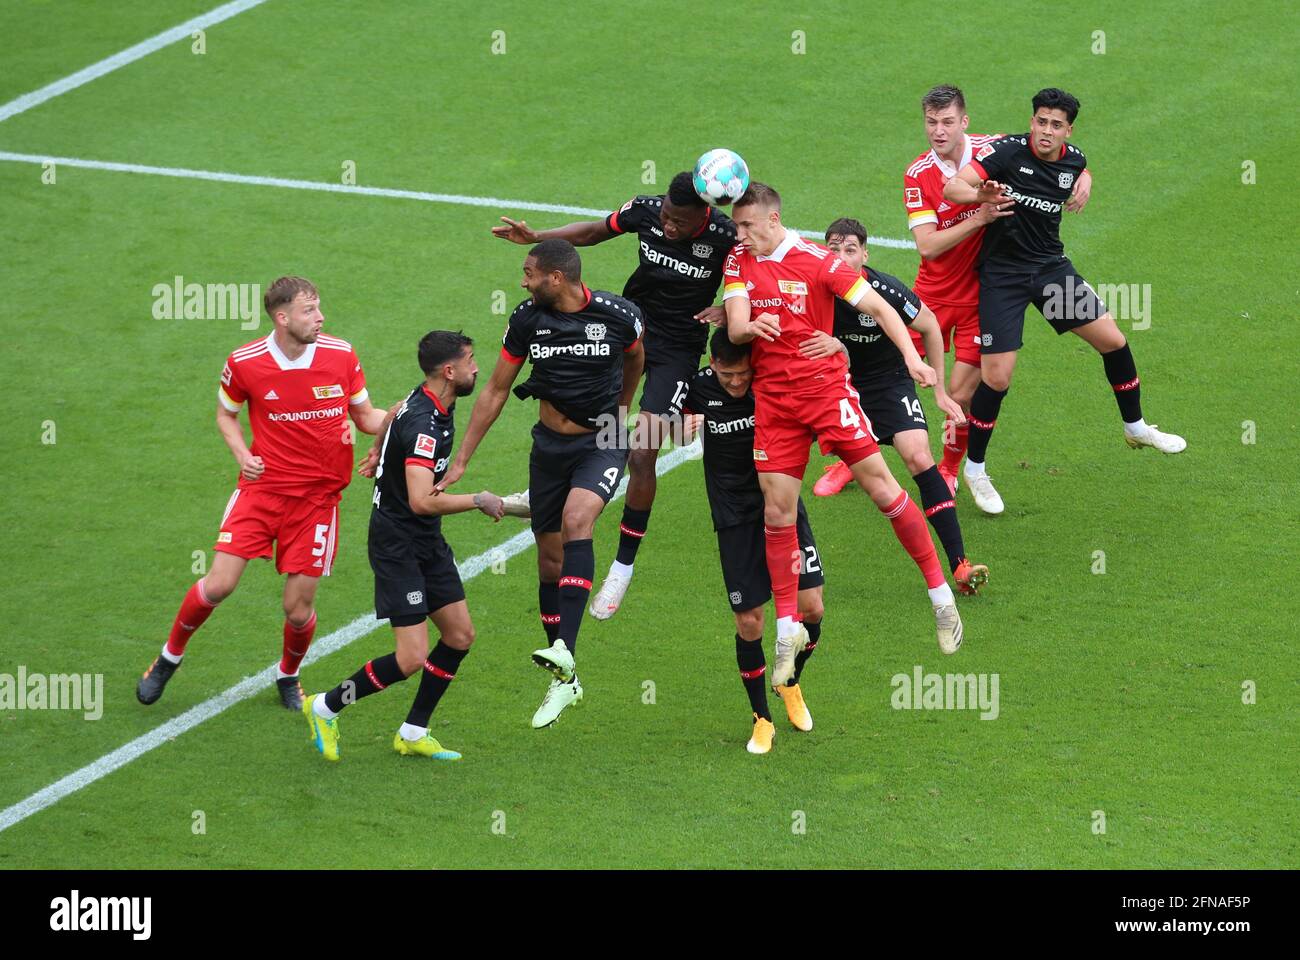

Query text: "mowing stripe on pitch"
[0, 441, 702, 835]
[0, 0, 271, 124]
[0, 150, 916, 249]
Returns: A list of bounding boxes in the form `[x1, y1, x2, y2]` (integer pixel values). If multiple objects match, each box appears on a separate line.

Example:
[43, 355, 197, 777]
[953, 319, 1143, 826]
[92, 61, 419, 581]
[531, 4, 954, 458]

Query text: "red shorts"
[754, 374, 880, 478]
[214, 486, 340, 576]
[909, 300, 982, 367]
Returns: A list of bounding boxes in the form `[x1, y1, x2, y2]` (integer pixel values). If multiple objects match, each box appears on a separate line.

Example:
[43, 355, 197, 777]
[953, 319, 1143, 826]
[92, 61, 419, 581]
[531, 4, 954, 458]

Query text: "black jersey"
[501, 285, 644, 429]
[681, 366, 762, 531]
[970, 134, 1088, 271]
[833, 267, 923, 391]
[605, 195, 737, 353]
[371, 383, 455, 537]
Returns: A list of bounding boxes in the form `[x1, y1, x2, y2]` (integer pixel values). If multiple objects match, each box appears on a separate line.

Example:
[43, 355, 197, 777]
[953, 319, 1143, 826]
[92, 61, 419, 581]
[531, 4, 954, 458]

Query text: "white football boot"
[589, 565, 632, 620]
[1124, 423, 1186, 454]
[530, 638, 575, 681]
[532, 676, 583, 728]
[770, 623, 810, 689]
[934, 603, 964, 655]
[964, 470, 1005, 515]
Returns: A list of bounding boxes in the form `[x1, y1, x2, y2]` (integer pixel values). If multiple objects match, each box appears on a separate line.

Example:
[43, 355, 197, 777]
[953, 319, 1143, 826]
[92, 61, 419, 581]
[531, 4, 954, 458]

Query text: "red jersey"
[904, 132, 1001, 306]
[722, 231, 869, 393]
[217, 332, 368, 502]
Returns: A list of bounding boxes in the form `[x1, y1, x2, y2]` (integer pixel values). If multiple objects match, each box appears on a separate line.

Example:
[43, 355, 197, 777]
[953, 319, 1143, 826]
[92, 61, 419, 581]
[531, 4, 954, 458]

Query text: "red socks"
[880, 491, 946, 589]
[280, 611, 317, 676]
[166, 580, 217, 657]
[941, 419, 968, 474]
[763, 523, 802, 622]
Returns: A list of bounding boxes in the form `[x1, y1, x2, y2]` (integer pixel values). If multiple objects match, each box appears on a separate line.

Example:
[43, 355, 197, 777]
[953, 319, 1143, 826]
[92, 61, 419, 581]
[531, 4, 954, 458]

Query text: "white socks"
[313, 696, 338, 720]
[275, 666, 296, 681]
[1123, 418, 1147, 436]
[398, 722, 427, 741]
[610, 560, 634, 579]
[929, 583, 955, 607]
[776, 616, 798, 640]
[159, 644, 182, 665]
[964, 459, 986, 479]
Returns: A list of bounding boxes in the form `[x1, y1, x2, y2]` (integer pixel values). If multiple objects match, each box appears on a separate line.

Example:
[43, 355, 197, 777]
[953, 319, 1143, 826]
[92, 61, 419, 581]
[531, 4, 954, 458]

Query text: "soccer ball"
[692, 148, 750, 206]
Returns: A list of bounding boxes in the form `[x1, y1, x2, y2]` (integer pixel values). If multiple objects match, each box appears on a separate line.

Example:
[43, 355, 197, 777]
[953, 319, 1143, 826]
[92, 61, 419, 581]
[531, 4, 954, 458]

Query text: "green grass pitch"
[0, 0, 1295, 868]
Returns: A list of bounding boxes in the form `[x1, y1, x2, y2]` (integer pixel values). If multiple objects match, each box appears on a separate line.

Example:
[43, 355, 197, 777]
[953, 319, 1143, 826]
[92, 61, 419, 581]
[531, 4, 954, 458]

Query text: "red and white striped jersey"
[903, 132, 1001, 306]
[218, 332, 368, 502]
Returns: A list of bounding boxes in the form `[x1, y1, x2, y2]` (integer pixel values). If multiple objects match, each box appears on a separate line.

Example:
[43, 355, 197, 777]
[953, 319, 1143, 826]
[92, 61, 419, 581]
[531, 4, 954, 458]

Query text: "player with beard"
[137, 277, 389, 711]
[944, 88, 1184, 510]
[492, 171, 736, 620]
[441, 239, 645, 728]
[303, 331, 506, 762]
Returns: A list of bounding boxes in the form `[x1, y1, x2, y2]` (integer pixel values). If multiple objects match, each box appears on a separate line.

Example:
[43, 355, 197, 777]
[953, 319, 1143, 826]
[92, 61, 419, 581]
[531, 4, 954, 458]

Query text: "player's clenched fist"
[238, 452, 265, 481]
[472, 491, 506, 521]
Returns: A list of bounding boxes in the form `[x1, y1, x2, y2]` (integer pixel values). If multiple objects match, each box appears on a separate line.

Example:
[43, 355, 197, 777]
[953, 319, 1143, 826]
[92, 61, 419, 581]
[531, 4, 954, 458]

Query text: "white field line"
[0, 150, 916, 249]
[0, 441, 701, 835]
[0, 0, 271, 124]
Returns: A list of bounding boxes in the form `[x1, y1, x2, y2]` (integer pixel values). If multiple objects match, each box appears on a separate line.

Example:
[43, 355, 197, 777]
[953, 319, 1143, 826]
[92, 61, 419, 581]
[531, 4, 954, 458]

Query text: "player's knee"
[982, 369, 1012, 392]
[561, 513, 596, 541]
[1095, 318, 1126, 352]
[763, 502, 796, 528]
[902, 446, 934, 476]
[396, 642, 429, 676]
[799, 599, 824, 624]
[538, 554, 563, 583]
[444, 623, 475, 650]
[284, 605, 313, 628]
[628, 446, 657, 476]
[201, 575, 236, 604]
[734, 608, 764, 641]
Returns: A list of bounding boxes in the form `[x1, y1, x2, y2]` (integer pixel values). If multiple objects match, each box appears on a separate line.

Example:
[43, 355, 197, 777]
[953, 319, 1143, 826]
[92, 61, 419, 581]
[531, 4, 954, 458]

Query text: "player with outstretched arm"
[303, 331, 506, 762]
[441, 239, 644, 728]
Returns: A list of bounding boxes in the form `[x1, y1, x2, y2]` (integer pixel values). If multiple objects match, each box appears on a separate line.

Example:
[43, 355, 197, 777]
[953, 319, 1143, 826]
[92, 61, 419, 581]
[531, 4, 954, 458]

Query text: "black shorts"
[639, 343, 702, 418]
[855, 377, 928, 446]
[978, 257, 1108, 354]
[529, 422, 629, 534]
[716, 499, 824, 613]
[368, 513, 465, 622]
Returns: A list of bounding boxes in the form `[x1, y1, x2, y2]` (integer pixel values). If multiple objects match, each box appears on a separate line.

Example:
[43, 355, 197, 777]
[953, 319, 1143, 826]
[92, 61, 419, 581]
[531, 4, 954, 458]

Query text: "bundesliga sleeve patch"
[414, 433, 437, 458]
[976, 144, 995, 161]
[905, 187, 923, 208]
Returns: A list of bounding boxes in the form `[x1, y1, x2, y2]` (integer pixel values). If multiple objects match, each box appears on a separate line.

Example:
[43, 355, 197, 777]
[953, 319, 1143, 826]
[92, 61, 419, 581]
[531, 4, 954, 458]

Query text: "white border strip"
[0, 150, 915, 249]
[0, 0, 271, 123]
[0, 440, 702, 835]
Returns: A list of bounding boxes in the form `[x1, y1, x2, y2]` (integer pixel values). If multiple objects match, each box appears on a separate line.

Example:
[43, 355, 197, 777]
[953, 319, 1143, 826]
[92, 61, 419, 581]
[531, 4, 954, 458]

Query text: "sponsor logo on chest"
[312, 384, 345, 399]
[778, 279, 808, 315]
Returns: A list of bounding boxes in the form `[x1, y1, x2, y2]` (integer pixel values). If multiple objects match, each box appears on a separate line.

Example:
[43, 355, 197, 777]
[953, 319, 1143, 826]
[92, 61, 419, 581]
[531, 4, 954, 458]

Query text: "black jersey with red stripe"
[500, 286, 644, 429]
[371, 383, 455, 537]
[833, 267, 923, 391]
[605, 195, 736, 351]
[969, 134, 1088, 271]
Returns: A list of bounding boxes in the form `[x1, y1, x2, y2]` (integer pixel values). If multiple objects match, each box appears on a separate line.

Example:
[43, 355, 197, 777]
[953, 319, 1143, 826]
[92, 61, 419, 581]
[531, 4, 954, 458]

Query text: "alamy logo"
[50, 891, 151, 940]
[891, 665, 999, 719]
[151, 275, 260, 330]
[0, 666, 103, 720]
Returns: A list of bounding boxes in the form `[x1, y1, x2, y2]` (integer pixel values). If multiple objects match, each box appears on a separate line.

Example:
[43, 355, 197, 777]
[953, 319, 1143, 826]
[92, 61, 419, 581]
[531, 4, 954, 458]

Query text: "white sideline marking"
[0, 150, 916, 249]
[0, 0, 270, 124]
[0, 441, 702, 835]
